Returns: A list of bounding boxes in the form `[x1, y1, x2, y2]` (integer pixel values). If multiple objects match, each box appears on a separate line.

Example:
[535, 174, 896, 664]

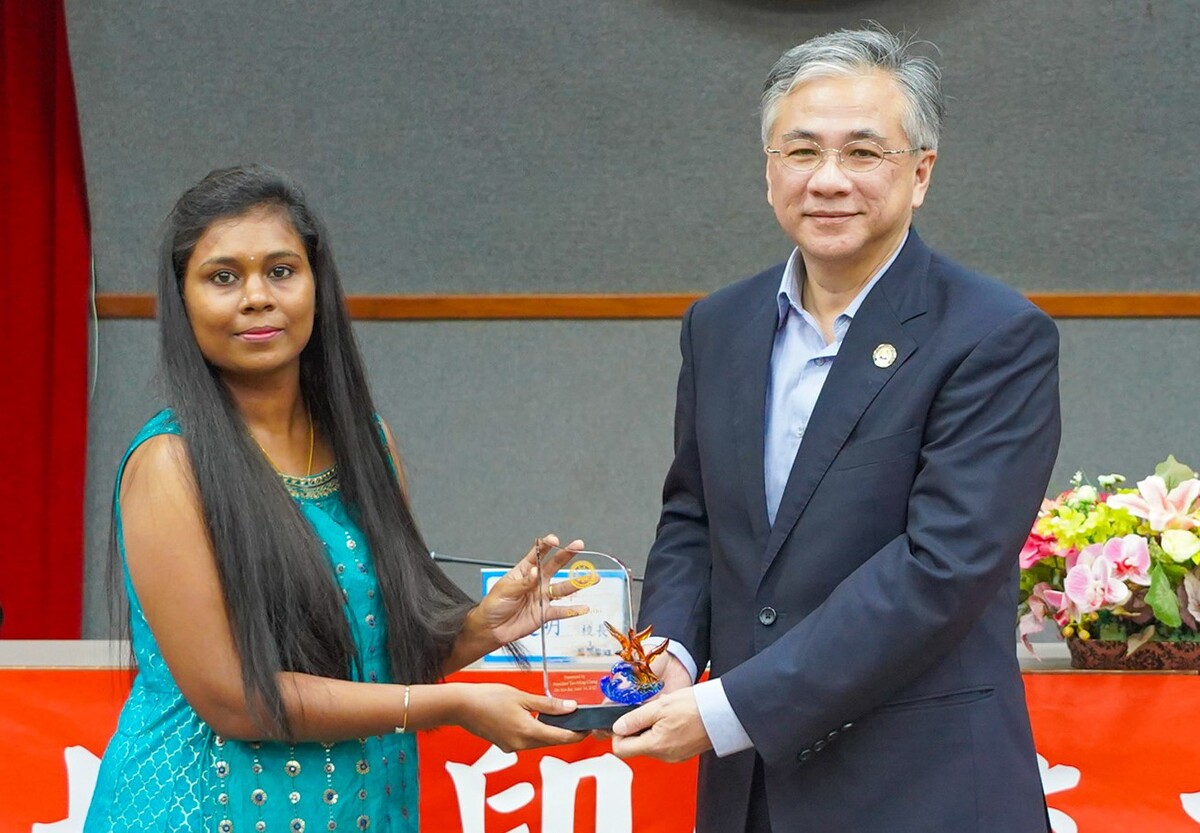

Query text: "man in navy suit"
[611, 28, 1059, 832]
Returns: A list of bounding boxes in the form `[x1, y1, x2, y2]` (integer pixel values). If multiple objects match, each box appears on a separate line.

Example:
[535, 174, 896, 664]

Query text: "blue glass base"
[599, 661, 665, 706]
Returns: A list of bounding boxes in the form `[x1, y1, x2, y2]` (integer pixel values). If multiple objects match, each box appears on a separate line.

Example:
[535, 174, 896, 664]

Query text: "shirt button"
[758, 606, 778, 626]
[796, 427, 805, 439]
[814, 358, 826, 367]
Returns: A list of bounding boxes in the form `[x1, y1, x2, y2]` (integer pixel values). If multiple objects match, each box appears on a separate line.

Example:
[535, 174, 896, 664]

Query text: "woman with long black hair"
[85, 164, 586, 832]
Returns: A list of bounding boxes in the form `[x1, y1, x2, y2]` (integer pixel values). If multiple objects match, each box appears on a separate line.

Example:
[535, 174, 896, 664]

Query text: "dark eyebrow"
[847, 128, 889, 142]
[196, 250, 303, 269]
[778, 128, 890, 143]
[195, 256, 242, 270]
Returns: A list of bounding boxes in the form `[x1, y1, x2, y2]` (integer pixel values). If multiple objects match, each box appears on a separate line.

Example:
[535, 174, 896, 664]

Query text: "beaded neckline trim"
[280, 465, 339, 500]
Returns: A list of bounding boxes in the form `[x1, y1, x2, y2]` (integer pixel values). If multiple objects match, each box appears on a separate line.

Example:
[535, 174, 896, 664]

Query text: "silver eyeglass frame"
[764, 139, 925, 174]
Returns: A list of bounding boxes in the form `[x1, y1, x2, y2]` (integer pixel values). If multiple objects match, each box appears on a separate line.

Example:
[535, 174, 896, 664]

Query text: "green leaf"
[1161, 561, 1188, 583]
[1147, 563, 1183, 628]
[1155, 455, 1198, 490]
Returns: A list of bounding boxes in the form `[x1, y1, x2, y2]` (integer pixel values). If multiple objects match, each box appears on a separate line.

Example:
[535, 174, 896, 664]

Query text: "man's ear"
[910, 150, 937, 210]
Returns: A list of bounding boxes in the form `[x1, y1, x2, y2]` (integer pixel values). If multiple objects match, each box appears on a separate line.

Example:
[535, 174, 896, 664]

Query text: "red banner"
[1023, 674, 1200, 833]
[3, 668, 1199, 832]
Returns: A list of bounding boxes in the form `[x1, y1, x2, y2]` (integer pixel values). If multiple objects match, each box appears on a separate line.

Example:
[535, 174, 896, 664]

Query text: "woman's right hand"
[448, 683, 587, 752]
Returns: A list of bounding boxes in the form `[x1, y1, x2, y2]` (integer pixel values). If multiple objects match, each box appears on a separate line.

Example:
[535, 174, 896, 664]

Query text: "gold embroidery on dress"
[280, 466, 340, 500]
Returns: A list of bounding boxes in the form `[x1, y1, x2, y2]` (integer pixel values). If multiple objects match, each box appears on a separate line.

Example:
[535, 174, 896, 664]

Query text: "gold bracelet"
[395, 684, 411, 734]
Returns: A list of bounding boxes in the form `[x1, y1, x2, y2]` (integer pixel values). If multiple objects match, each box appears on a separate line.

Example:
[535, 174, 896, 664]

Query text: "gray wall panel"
[83, 316, 1200, 635]
[354, 320, 680, 600]
[83, 321, 161, 636]
[1056, 319, 1200, 487]
[67, 1, 1198, 295]
[71, 1, 1200, 635]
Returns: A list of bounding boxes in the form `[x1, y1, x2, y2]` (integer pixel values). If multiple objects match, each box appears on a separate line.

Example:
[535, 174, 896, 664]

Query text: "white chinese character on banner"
[1037, 754, 1080, 833]
[1181, 791, 1200, 822]
[540, 753, 633, 832]
[445, 744, 634, 833]
[32, 745, 101, 833]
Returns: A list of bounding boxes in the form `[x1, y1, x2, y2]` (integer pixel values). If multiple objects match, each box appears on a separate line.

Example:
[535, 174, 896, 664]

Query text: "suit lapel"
[732, 272, 784, 549]
[760, 232, 931, 573]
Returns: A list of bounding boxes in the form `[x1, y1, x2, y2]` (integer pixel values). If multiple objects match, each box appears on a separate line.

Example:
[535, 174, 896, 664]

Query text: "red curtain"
[0, 0, 90, 637]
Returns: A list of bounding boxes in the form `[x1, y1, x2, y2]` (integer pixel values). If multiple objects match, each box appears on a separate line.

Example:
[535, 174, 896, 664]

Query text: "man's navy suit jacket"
[639, 230, 1060, 832]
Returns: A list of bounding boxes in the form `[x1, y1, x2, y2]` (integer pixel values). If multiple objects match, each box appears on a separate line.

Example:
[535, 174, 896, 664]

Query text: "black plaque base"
[538, 703, 638, 731]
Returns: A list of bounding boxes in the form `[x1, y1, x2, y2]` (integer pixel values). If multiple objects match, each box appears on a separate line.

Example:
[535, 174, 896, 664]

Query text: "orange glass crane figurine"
[600, 622, 669, 704]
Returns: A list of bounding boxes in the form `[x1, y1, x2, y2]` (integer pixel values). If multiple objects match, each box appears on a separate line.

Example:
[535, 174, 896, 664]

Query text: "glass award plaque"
[535, 546, 668, 731]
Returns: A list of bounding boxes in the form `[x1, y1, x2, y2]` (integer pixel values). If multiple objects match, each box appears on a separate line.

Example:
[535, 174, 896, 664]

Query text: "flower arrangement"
[1018, 456, 1200, 655]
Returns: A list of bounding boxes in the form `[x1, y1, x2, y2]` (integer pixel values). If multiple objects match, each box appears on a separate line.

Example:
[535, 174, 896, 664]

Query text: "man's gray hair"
[760, 27, 945, 150]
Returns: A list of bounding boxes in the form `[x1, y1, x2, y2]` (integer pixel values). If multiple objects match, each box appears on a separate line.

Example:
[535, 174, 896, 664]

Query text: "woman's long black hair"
[146, 164, 473, 736]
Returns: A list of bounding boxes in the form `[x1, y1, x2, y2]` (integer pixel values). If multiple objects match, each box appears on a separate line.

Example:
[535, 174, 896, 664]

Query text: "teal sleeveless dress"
[85, 410, 420, 832]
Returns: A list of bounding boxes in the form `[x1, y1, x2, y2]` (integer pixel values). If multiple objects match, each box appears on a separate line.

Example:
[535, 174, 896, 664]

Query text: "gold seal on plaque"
[568, 560, 600, 589]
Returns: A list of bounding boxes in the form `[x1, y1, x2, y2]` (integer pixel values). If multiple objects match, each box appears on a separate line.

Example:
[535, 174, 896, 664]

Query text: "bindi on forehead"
[187, 211, 305, 273]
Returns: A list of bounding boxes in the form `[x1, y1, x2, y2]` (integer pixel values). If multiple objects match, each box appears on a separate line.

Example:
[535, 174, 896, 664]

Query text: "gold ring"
[547, 584, 557, 601]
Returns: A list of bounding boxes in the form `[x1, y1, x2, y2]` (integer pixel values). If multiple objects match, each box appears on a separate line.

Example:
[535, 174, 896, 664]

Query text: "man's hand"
[609, 687, 713, 763]
[652, 651, 695, 695]
[591, 650, 694, 742]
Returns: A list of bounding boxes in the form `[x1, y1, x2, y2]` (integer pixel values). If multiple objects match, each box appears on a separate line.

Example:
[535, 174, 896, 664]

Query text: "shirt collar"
[775, 229, 910, 330]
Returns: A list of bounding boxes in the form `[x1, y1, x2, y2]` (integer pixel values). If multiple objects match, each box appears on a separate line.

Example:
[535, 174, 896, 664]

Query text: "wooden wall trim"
[1027, 293, 1200, 318]
[95, 292, 1200, 321]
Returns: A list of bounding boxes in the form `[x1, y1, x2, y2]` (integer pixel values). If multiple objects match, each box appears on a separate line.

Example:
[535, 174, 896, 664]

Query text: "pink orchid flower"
[1061, 546, 1081, 570]
[1019, 582, 1057, 652]
[1041, 588, 1078, 627]
[1064, 555, 1131, 614]
[1077, 535, 1151, 586]
[1107, 476, 1200, 532]
[1019, 530, 1058, 569]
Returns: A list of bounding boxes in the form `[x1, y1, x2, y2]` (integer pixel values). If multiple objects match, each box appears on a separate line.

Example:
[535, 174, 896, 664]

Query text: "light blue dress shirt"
[678, 233, 908, 757]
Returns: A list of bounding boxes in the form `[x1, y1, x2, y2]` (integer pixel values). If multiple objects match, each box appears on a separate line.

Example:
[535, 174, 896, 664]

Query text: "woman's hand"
[474, 534, 589, 647]
[449, 682, 587, 752]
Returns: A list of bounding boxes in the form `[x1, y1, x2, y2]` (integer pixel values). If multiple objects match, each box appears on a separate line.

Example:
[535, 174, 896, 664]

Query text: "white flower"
[1071, 471, 1084, 487]
[1161, 530, 1200, 563]
[1072, 485, 1098, 504]
[1097, 473, 1126, 487]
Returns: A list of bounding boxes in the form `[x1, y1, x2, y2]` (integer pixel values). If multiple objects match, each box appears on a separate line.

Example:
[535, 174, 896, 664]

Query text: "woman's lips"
[238, 327, 282, 342]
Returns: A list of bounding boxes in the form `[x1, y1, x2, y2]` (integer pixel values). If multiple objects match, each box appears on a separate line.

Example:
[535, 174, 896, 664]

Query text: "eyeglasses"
[764, 139, 924, 174]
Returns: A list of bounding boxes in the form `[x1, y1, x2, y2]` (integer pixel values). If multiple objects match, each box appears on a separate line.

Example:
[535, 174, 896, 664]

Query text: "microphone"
[430, 551, 644, 583]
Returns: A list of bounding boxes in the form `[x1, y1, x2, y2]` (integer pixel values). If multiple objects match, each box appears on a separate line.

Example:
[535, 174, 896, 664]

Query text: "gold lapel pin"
[872, 343, 898, 368]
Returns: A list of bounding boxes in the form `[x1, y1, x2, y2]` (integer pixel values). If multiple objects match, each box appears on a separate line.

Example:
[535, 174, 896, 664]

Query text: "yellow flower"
[1161, 530, 1200, 563]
